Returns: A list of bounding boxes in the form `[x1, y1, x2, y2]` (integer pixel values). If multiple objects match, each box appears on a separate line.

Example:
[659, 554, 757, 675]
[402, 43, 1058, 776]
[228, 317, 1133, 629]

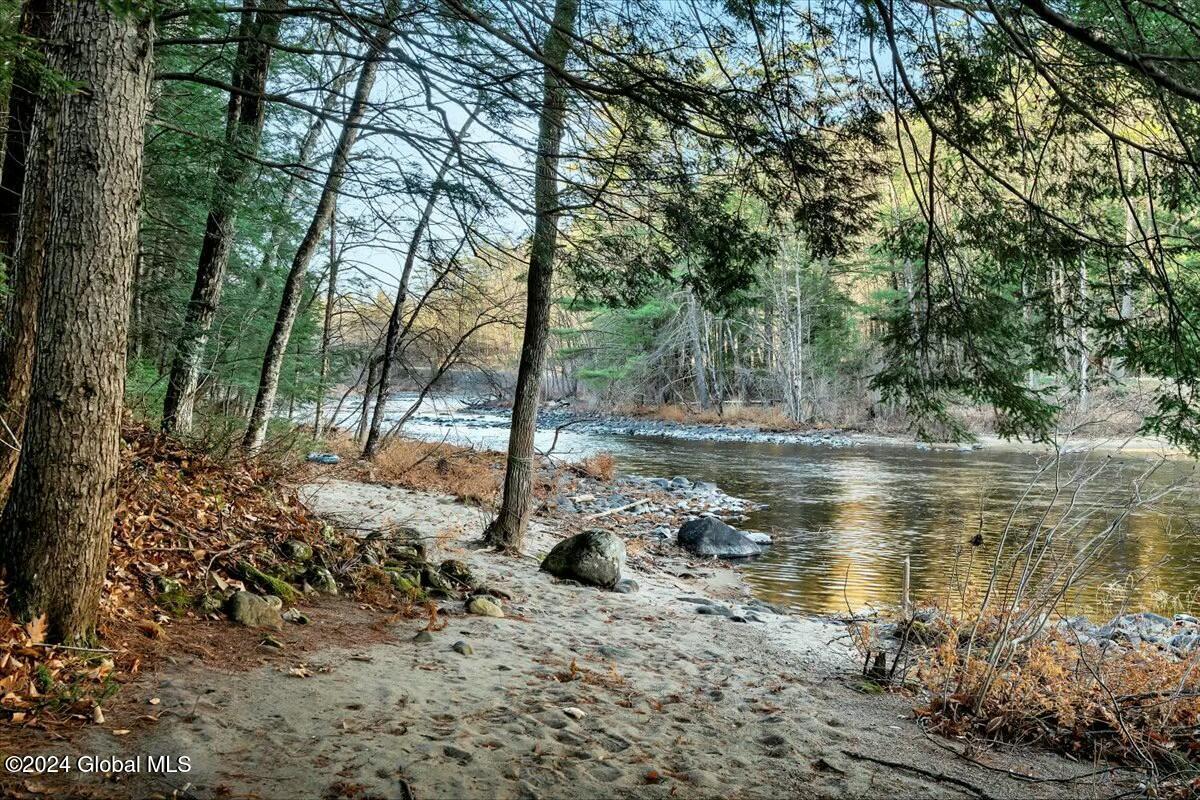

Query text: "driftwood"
[583, 498, 651, 520]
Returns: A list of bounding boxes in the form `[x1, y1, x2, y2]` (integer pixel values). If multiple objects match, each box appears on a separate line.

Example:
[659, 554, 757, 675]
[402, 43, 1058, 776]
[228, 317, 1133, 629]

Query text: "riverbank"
[3, 469, 1145, 799]
[530, 406, 1189, 457]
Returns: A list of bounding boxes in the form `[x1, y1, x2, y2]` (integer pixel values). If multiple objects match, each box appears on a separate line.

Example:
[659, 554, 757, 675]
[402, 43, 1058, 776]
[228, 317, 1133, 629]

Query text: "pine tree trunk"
[483, 0, 577, 552]
[1, 0, 152, 643]
[243, 45, 385, 452]
[162, 0, 284, 434]
[0, 0, 57, 506]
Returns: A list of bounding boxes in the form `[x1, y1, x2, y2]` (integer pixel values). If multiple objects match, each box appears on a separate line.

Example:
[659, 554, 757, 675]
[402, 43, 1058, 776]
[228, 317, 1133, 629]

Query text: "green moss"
[155, 586, 193, 617]
[238, 561, 299, 603]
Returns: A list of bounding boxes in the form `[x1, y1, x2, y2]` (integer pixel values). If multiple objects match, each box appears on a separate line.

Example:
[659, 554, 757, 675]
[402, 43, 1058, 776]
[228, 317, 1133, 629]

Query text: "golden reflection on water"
[608, 440, 1200, 618]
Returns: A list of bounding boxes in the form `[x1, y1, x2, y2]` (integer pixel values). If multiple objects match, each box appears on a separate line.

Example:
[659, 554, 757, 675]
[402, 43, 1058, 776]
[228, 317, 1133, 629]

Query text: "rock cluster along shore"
[884, 608, 1200, 660]
[414, 404, 860, 448]
[547, 472, 772, 552]
[1059, 611, 1199, 657]
[539, 409, 859, 447]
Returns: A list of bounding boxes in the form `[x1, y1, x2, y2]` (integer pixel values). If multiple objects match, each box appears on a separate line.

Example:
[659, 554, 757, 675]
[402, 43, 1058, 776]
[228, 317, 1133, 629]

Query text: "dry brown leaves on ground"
[2, 423, 334, 727]
[109, 422, 328, 618]
[0, 610, 121, 727]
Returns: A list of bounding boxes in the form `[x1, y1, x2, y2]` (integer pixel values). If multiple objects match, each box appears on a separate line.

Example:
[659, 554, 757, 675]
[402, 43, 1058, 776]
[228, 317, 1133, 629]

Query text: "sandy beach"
[0, 475, 1141, 799]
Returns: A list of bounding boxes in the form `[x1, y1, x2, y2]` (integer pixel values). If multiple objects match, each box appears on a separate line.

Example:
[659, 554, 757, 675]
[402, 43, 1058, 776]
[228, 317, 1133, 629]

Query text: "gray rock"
[226, 591, 283, 630]
[452, 640, 473, 655]
[613, 579, 639, 594]
[413, 630, 435, 644]
[1169, 633, 1199, 654]
[744, 531, 772, 545]
[263, 594, 283, 611]
[307, 566, 338, 595]
[670, 476, 692, 489]
[1099, 612, 1173, 643]
[281, 608, 309, 624]
[693, 481, 718, 494]
[695, 604, 732, 617]
[676, 517, 762, 558]
[648, 478, 671, 489]
[1174, 614, 1199, 626]
[540, 530, 626, 589]
[281, 540, 313, 562]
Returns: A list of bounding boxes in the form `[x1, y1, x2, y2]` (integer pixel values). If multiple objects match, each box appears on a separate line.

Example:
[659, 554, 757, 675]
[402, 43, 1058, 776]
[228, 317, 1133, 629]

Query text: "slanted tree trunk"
[243, 41, 388, 452]
[362, 110, 478, 459]
[256, 51, 350, 290]
[483, 0, 577, 552]
[162, 0, 284, 434]
[0, 0, 57, 505]
[1, 0, 152, 643]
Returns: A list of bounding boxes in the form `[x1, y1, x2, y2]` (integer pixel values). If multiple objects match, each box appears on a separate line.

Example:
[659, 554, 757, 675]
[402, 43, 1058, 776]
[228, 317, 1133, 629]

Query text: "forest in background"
[106, 0, 1200, 448]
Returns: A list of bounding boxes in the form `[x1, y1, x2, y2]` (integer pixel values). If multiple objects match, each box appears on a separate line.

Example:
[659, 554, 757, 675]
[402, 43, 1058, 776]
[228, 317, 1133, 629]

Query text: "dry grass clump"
[919, 630, 1199, 767]
[572, 452, 615, 481]
[359, 437, 503, 506]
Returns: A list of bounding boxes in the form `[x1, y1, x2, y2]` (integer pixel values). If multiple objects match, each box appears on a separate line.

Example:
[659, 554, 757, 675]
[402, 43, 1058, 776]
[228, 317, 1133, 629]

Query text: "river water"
[382, 396, 1200, 617]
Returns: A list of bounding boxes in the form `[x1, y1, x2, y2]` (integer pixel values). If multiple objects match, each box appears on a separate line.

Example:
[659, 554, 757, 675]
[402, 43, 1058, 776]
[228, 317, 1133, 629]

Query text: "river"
[378, 395, 1200, 617]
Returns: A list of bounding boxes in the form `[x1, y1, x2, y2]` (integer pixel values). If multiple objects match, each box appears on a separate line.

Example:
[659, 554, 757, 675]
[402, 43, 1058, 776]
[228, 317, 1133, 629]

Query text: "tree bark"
[483, 0, 577, 552]
[162, 0, 284, 434]
[313, 202, 337, 439]
[362, 110, 478, 459]
[243, 42, 386, 452]
[1, 0, 152, 643]
[0, 0, 57, 506]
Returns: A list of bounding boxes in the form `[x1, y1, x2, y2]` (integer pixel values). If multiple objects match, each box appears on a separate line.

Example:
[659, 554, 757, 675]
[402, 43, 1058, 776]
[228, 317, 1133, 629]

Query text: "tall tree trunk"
[1, 0, 152, 643]
[0, 0, 54, 263]
[483, 0, 577, 552]
[313, 202, 337, 439]
[1078, 259, 1089, 410]
[0, 0, 56, 506]
[356, 356, 380, 442]
[162, 0, 284, 434]
[243, 43, 387, 452]
[362, 110, 478, 459]
[686, 291, 711, 410]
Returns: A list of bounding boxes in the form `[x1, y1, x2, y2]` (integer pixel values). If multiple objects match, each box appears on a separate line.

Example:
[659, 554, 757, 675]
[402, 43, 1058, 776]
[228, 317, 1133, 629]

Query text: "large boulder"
[541, 530, 626, 589]
[677, 517, 762, 558]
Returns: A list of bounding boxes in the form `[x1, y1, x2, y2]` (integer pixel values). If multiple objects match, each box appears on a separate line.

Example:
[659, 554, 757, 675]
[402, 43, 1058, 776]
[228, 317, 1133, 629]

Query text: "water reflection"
[390, 398, 1200, 617]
